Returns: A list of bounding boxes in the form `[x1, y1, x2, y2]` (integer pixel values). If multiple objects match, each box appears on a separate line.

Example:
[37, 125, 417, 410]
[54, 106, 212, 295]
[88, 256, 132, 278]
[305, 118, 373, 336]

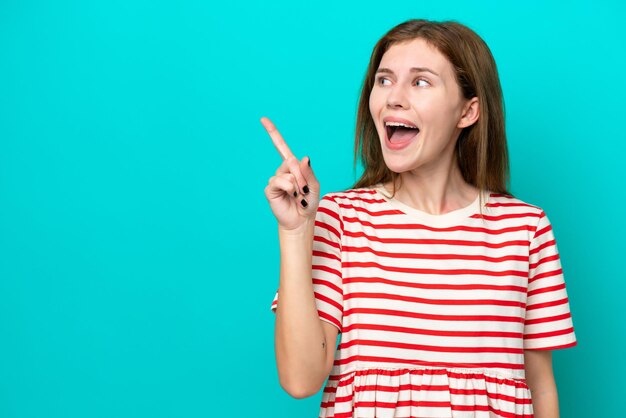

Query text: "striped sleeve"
[270, 194, 344, 332]
[523, 211, 577, 350]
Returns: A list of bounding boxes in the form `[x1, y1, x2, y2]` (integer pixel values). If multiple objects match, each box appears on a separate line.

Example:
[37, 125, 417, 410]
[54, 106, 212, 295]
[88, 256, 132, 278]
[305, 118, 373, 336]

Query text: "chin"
[381, 154, 419, 174]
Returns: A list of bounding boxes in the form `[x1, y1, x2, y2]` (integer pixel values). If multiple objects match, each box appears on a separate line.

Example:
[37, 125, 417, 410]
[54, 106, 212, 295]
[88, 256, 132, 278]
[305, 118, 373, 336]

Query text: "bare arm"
[274, 225, 339, 398]
[261, 116, 338, 398]
[524, 350, 559, 418]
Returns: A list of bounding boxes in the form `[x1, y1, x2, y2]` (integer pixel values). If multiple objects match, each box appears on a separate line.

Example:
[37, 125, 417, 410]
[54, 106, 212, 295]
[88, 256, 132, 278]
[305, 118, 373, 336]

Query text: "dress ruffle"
[320, 367, 533, 418]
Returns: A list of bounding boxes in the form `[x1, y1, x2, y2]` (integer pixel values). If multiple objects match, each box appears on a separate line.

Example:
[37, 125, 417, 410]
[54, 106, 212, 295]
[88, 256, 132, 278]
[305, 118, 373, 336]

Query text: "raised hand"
[261, 116, 320, 232]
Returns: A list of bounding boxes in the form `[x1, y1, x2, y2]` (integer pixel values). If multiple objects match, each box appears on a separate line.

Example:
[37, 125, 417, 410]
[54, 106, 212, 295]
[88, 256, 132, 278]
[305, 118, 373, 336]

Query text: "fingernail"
[301, 199, 308, 208]
[303, 185, 309, 194]
[293, 191, 297, 197]
[308, 158, 311, 167]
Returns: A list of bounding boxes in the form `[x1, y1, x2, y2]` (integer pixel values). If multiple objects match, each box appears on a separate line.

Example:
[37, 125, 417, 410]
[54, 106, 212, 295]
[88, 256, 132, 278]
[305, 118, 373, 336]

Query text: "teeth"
[385, 121, 418, 129]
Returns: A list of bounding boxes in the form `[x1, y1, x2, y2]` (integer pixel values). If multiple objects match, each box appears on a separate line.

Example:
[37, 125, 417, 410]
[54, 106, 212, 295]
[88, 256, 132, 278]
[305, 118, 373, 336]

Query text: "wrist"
[278, 219, 315, 239]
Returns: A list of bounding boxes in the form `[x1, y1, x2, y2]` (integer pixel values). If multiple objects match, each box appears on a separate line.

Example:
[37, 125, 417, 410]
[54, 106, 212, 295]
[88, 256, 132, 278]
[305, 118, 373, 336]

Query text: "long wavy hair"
[352, 19, 512, 207]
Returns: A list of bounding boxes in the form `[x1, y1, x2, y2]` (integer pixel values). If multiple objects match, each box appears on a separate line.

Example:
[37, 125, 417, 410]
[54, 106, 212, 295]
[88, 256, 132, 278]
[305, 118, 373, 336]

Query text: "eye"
[415, 78, 430, 87]
[376, 76, 391, 86]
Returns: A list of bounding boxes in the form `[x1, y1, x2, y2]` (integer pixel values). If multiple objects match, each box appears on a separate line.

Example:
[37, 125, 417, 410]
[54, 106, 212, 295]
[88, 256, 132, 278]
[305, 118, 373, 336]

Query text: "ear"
[457, 97, 479, 129]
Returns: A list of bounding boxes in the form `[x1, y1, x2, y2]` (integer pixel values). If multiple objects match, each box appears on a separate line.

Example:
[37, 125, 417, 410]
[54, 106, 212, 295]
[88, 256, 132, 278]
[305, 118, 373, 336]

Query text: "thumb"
[299, 156, 319, 192]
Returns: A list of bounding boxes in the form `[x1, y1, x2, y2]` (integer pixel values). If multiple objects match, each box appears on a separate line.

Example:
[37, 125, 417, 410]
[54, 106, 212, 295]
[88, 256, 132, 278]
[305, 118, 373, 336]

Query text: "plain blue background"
[1, 0, 624, 416]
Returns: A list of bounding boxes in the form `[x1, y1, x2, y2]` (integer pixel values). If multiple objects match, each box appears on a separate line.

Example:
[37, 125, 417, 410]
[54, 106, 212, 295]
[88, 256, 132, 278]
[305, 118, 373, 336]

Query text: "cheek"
[369, 88, 383, 116]
[412, 95, 449, 122]
[369, 95, 385, 140]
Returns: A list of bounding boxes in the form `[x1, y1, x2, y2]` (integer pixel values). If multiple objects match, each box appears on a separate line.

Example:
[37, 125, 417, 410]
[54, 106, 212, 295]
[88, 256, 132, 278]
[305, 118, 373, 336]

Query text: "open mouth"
[385, 123, 420, 143]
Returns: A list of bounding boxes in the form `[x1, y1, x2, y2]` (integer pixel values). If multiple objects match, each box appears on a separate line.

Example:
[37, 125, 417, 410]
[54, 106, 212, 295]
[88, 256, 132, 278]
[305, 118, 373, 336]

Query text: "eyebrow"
[375, 67, 440, 77]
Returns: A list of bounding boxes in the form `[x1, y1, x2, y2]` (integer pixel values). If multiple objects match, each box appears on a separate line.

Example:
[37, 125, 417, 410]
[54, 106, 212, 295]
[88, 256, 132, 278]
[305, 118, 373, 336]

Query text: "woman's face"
[369, 38, 478, 175]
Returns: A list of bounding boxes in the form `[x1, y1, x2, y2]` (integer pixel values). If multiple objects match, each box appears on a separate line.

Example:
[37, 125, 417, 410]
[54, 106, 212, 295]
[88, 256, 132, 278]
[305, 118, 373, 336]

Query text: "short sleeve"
[523, 211, 577, 350]
[270, 195, 344, 332]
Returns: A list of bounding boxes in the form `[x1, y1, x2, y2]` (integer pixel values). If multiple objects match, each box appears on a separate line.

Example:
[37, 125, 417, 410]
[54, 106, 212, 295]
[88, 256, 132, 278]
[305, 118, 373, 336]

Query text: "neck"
[384, 154, 479, 216]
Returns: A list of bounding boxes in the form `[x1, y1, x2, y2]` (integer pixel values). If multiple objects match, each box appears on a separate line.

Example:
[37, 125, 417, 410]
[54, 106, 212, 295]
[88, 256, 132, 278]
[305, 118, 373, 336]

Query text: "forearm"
[274, 221, 328, 397]
[525, 349, 560, 418]
[531, 389, 559, 418]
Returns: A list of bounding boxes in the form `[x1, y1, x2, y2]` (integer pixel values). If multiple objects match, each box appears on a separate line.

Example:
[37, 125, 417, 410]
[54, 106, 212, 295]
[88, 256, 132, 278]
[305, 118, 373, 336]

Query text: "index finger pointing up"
[260, 116, 295, 161]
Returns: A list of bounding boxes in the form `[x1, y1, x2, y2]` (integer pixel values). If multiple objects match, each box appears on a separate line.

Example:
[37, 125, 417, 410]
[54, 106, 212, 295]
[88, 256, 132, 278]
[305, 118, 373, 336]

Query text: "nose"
[386, 84, 410, 109]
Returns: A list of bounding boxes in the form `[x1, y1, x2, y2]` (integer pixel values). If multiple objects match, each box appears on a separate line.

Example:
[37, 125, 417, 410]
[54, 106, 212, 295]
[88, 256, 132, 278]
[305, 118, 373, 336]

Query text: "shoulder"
[484, 192, 559, 241]
[317, 185, 386, 222]
[485, 191, 546, 219]
[320, 185, 383, 207]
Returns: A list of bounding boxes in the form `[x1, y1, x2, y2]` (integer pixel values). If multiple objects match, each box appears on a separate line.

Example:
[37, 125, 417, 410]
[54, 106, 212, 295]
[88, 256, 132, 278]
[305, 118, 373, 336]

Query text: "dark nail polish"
[293, 191, 297, 197]
[301, 199, 308, 207]
[308, 158, 311, 167]
[303, 185, 309, 194]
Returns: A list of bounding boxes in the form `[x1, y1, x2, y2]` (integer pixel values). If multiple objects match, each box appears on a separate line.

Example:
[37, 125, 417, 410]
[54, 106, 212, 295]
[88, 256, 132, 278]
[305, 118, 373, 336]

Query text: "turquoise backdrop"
[1, 0, 623, 416]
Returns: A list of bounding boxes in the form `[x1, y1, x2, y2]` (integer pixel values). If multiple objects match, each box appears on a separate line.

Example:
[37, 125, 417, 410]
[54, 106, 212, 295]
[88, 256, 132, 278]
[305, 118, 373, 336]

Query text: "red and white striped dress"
[271, 185, 577, 418]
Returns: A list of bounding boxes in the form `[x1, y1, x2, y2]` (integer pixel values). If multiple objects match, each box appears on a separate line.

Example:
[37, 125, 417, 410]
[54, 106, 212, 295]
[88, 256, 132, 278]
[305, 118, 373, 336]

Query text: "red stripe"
[342, 323, 523, 339]
[448, 372, 529, 389]
[452, 389, 521, 404]
[344, 291, 526, 308]
[527, 282, 565, 297]
[312, 249, 340, 262]
[318, 199, 341, 220]
[524, 327, 575, 340]
[457, 404, 532, 418]
[327, 195, 345, 232]
[315, 218, 340, 239]
[345, 230, 530, 248]
[343, 217, 535, 235]
[318, 310, 341, 331]
[330, 367, 528, 388]
[530, 253, 560, 269]
[533, 223, 553, 240]
[354, 399, 451, 409]
[468, 212, 542, 222]
[524, 340, 577, 350]
[344, 307, 524, 323]
[338, 202, 404, 217]
[337, 338, 524, 354]
[336, 195, 387, 203]
[336, 368, 424, 383]
[326, 390, 531, 415]
[533, 214, 546, 240]
[312, 264, 341, 278]
[524, 312, 571, 325]
[312, 277, 342, 295]
[353, 382, 449, 392]
[529, 238, 556, 255]
[331, 394, 352, 403]
[334, 373, 355, 385]
[342, 189, 378, 195]
[486, 201, 540, 210]
[529, 268, 562, 282]
[343, 261, 528, 277]
[314, 235, 340, 250]
[343, 245, 528, 263]
[344, 276, 526, 293]
[526, 297, 569, 311]
[314, 291, 342, 311]
[333, 355, 526, 370]
[344, 383, 531, 404]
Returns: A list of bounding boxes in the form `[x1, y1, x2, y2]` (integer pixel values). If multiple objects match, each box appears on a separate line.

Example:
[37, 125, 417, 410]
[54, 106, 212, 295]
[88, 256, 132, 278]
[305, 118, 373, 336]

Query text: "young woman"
[262, 19, 577, 418]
